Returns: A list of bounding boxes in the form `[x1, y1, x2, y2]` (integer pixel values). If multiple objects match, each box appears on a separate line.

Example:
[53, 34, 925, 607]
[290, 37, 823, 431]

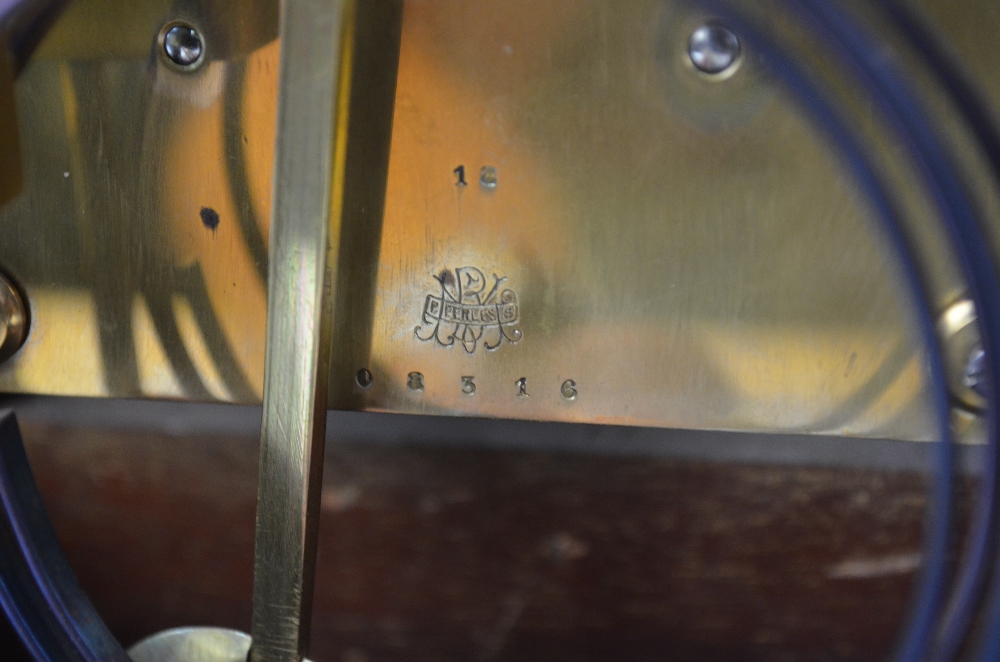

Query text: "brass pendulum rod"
[249, 0, 354, 660]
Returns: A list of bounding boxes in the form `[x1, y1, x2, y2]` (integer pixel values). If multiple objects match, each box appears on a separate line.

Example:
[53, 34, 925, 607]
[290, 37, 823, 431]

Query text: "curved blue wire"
[777, 7, 1000, 661]
[877, 4, 1000, 658]
[693, 0, 999, 659]
[727, 1, 1000, 658]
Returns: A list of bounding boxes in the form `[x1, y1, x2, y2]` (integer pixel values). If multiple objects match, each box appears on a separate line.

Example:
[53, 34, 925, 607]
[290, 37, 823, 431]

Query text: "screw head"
[965, 346, 987, 398]
[162, 23, 204, 69]
[939, 299, 987, 412]
[688, 23, 742, 77]
[0, 275, 28, 364]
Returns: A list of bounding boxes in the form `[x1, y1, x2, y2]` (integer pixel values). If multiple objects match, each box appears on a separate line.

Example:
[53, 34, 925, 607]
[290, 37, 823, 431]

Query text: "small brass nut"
[0, 275, 27, 363]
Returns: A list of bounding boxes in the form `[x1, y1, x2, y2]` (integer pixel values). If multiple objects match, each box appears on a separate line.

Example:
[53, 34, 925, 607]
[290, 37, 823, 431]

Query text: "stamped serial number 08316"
[355, 370, 578, 401]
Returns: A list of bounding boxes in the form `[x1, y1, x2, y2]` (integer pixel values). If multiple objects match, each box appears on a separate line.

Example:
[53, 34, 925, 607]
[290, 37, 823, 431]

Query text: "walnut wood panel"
[12, 417, 933, 661]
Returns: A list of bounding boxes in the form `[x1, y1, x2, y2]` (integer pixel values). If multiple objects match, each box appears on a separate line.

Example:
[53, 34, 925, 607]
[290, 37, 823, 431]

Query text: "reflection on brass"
[0, 272, 28, 363]
[129, 627, 253, 662]
[0, 0, 997, 442]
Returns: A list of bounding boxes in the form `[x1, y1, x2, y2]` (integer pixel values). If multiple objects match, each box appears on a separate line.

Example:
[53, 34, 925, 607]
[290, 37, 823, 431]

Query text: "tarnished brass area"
[0, 0, 996, 440]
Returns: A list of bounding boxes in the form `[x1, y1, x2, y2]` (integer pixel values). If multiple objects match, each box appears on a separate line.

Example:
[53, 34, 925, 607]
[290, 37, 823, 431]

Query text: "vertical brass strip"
[327, 0, 404, 409]
[249, 0, 354, 660]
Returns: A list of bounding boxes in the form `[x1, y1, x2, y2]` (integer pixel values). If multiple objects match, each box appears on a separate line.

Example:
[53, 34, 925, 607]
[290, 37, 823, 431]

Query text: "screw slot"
[160, 22, 204, 70]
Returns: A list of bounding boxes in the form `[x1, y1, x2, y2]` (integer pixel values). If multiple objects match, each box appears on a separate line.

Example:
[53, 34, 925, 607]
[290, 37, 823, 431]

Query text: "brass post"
[249, 0, 354, 659]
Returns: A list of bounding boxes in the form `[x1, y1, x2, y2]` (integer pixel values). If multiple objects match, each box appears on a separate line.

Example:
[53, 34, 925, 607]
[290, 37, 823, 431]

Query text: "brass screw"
[160, 22, 205, 70]
[938, 299, 986, 412]
[688, 23, 742, 77]
[0, 275, 27, 363]
[965, 346, 986, 397]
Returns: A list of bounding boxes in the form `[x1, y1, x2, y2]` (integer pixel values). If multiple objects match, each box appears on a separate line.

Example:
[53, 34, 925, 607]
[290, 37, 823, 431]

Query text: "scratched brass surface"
[0, 0, 995, 440]
[250, 0, 354, 657]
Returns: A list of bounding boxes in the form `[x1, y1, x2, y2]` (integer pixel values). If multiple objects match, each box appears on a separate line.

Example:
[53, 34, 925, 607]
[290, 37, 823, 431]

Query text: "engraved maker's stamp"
[415, 266, 522, 354]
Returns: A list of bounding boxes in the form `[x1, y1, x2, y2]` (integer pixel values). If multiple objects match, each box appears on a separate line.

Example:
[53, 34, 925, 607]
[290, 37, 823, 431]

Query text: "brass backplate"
[0, 0, 995, 441]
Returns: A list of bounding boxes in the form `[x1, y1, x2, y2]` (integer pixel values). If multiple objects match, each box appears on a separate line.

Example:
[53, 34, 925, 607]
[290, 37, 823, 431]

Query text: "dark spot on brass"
[356, 368, 373, 388]
[200, 207, 220, 231]
[438, 269, 454, 287]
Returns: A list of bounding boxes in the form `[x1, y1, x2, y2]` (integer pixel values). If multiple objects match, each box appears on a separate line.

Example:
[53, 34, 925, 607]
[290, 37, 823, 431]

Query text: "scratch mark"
[828, 552, 921, 579]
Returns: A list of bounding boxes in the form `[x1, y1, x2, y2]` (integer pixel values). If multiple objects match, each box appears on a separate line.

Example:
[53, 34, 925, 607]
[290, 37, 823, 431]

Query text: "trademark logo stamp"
[415, 267, 522, 354]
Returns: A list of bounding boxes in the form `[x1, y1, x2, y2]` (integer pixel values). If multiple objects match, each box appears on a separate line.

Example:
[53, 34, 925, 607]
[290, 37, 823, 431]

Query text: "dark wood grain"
[13, 417, 935, 661]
